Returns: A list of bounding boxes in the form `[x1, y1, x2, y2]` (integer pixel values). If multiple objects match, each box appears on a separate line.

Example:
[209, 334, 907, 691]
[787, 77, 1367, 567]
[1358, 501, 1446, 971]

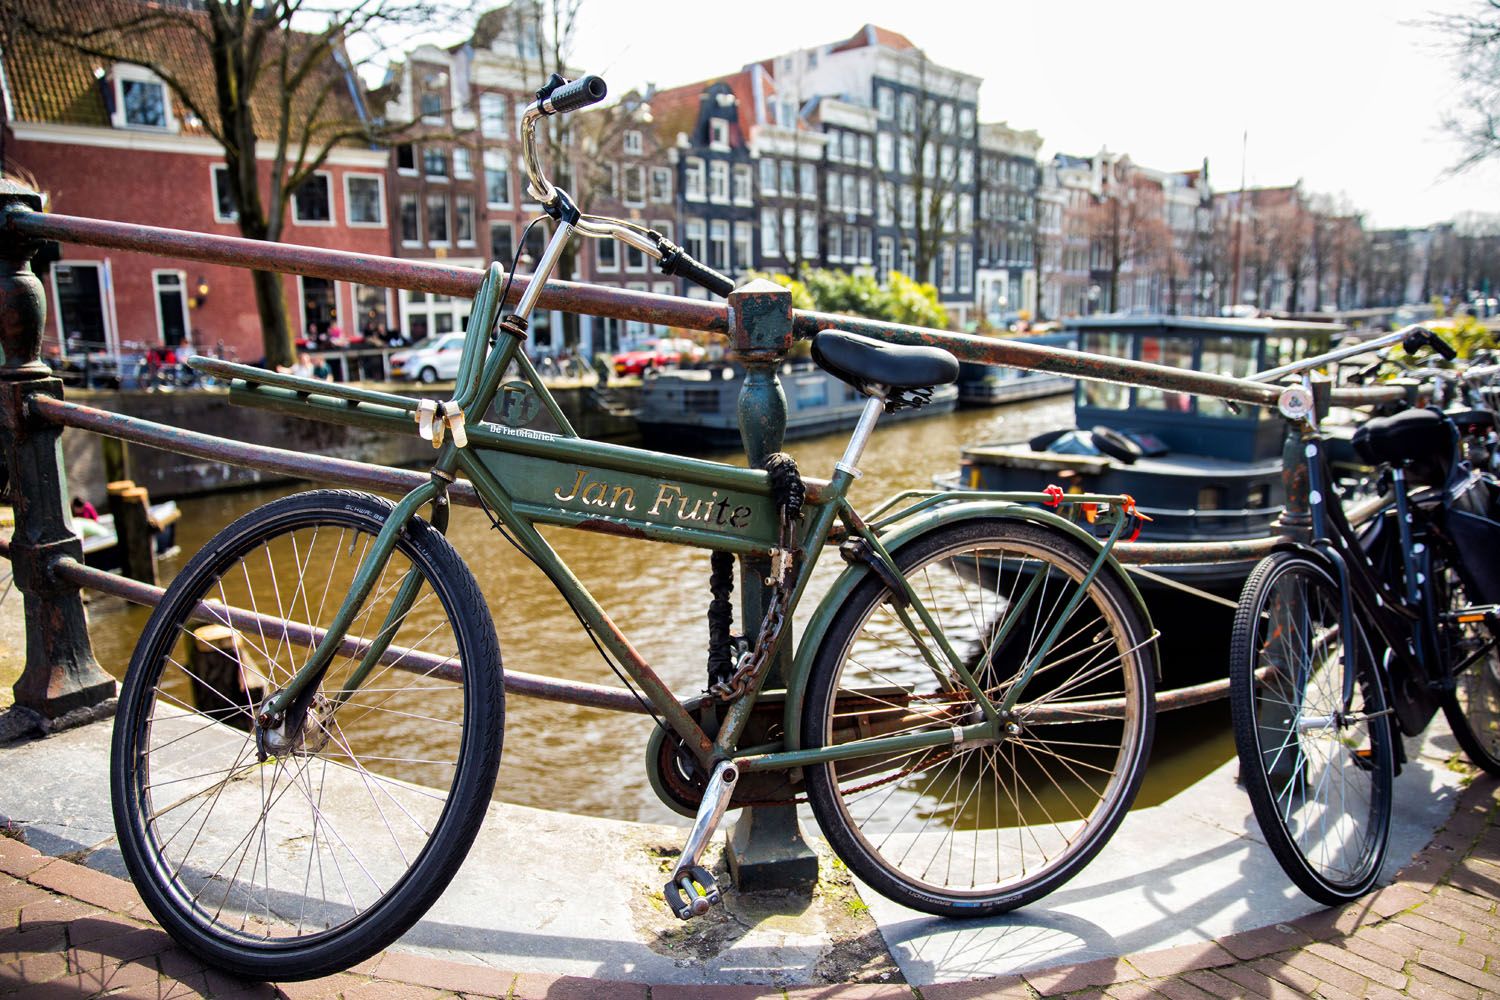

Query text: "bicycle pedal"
[1351, 747, 1376, 771]
[664, 865, 721, 920]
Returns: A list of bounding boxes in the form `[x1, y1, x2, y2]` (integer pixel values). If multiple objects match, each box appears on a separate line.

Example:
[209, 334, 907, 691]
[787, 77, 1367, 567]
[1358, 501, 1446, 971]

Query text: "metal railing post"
[0, 181, 116, 733]
[724, 278, 819, 892]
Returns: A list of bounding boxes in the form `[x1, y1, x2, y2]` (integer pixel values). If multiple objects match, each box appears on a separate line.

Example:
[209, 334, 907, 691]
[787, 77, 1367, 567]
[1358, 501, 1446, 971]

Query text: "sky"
[374, 0, 1499, 229]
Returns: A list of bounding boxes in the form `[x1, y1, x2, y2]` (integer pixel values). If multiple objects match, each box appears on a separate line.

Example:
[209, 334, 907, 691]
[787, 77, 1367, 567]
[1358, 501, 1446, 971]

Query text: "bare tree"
[3, 0, 460, 369]
[1428, 1, 1500, 171]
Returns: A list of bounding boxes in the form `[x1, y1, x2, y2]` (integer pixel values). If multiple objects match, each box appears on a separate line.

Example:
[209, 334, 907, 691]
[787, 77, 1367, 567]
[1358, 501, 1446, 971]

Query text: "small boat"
[957, 330, 1077, 406]
[78, 501, 182, 570]
[939, 315, 1340, 684]
[636, 361, 959, 452]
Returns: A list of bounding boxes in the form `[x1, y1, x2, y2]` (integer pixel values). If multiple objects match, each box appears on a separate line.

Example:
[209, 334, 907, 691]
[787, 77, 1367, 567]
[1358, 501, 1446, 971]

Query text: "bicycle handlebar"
[1250, 324, 1459, 384]
[539, 74, 607, 115]
[517, 73, 737, 298]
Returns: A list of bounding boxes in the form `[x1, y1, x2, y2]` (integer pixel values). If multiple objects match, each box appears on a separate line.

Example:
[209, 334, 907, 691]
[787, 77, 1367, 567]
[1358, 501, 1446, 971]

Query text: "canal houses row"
[4, 1, 1475, 368]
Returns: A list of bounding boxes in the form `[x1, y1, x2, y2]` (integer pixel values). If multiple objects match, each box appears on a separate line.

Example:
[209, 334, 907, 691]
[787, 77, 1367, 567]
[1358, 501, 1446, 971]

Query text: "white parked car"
[389, 333, 466, 383]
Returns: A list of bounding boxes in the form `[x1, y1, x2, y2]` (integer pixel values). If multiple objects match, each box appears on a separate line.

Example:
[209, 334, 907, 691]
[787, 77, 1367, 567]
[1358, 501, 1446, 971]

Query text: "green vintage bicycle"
[110, 75, 1159, 981]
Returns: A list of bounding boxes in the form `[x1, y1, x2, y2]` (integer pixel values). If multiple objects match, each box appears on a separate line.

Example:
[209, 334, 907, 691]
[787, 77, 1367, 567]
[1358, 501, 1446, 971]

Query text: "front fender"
[780, 500, 1154, 751]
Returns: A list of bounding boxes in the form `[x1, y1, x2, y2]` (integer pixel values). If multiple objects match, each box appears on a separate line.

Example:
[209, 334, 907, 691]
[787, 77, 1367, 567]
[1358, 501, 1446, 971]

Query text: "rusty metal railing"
[0, 183, 1403, 732]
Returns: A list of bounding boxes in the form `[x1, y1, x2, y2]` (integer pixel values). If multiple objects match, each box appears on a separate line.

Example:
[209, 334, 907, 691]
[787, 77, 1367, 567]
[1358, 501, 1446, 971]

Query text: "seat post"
[835, 390, 887, 479]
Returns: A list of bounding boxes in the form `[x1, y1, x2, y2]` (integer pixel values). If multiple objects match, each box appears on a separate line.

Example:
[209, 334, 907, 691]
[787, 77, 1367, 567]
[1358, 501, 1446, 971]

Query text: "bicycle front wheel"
[112, 490, 503, 980]
[1229, 551, 1393, 905]
[802, 519, 1156, 917]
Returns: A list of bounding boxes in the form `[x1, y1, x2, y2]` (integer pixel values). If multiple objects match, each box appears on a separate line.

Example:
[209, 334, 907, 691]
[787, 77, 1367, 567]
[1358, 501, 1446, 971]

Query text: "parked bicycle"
[111, 75, 1160, 980]
[1229, 326, 1500, 905]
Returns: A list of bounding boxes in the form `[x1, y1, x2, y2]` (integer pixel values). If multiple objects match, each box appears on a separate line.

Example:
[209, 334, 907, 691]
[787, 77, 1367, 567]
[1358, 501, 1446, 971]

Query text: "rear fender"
[780, 500, 1154, 751]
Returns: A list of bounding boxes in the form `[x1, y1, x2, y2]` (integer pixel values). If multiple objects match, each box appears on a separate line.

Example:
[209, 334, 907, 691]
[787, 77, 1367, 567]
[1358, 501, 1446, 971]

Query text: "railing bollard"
[0, 180, 117, 734]
[724, 279, 820, 893]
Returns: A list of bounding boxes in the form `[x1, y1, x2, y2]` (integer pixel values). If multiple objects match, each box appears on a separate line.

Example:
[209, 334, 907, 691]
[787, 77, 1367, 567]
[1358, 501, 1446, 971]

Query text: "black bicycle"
[1229, 325, 1500, 905]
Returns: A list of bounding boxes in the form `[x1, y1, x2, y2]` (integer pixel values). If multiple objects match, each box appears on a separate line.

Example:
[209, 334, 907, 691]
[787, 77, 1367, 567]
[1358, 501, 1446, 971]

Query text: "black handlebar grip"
[671, 251, 735, 297]
[545, 75, 607, 115]
[1430, 334, 1458, 361]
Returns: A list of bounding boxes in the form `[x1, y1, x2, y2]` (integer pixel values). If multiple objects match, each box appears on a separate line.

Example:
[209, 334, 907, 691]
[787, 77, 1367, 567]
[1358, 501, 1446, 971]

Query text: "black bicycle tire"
[1433, 554, 1500, 775]
[1228, 550, 1393, 905]
[111, 489, 503, 980]
[802, 519, 1156, 917]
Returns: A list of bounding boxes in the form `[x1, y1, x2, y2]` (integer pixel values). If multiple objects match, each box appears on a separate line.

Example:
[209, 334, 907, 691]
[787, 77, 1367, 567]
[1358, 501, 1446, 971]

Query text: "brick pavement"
[2, 774, 1500, 999]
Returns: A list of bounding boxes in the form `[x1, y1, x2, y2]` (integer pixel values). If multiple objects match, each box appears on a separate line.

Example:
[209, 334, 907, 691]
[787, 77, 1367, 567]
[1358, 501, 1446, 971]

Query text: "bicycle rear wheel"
[802, 519, 1156, 917]
[1434, 560, 1500, 774]
[112, 490, 503, 980]
[1229, 551, 1393, 905]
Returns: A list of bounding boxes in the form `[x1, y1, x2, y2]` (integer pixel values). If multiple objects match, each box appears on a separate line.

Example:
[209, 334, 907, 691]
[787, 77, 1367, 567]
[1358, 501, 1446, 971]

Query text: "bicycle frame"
[217, 219, 1147, 781]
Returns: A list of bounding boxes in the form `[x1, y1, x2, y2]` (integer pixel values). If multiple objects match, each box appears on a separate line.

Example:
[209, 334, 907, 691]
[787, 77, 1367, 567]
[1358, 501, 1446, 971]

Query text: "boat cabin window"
[1198, 336, 1256, 418]
[1136, 336, 1194, 412]
[1264, 336, 1310, 371]
[1078, 331, 1131, 409]
[1196, 486, 1225, 510]
[1248, 484, 1271, 509]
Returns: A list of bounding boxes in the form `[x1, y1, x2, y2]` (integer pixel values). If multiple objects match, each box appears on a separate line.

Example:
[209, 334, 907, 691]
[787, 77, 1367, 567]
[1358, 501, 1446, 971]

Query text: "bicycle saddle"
[1352, 407, 1456, 476]
[811, 331, 959, 393]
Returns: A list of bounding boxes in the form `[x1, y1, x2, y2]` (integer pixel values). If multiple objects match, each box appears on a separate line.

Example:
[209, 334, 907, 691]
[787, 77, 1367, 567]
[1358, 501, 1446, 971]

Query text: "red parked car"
[612, 337, 703, 377]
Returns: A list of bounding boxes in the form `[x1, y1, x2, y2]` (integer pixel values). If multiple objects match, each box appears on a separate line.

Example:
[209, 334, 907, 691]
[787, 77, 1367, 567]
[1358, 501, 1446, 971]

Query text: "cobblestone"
[0, 775, 1497, 998]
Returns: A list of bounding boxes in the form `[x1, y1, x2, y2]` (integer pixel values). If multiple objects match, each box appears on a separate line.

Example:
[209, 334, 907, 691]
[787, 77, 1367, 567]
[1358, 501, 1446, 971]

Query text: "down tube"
[455, 448, 717, 766]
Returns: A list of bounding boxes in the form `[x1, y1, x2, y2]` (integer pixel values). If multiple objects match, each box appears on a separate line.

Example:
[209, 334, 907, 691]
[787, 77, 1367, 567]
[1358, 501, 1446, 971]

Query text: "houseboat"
[939, 316, 1340, 682]
[957, 330, 1077, 406]
[636, 361, 959, 452]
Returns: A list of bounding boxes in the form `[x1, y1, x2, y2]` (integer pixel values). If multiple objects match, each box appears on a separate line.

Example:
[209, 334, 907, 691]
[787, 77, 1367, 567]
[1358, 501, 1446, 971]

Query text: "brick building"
[0, 0, 391, 366]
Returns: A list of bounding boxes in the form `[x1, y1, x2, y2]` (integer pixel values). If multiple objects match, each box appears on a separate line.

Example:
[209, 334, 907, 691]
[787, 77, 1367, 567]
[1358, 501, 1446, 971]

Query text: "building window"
[649, 166, 673, 202]
[827, 130, 842, 163]
[420, 91, 443, 124]
[153, 271, 189, 346]
[841, 132, 856, 163]
[396, 144, 416, 173]
[898, 92, 915, 130]
[455, 195, 474, 245]
[780, 161, 795, 197]
[596, 239, 618, 272]
[291, 172, 333, 224]
[939, 103, 954, 134]
[490, 223, 514, 268]
[211, 166, 238, 223]
[709, 160, 729, 203]
[957, 243, 973, 294]
[733, 222, 753, 270]
[623, 165, 645, 206]
[709, 219, 729, 270]
[709, 118, 730, 149]
[684, 157, 706, 201]
[400, 193, 420, 244]
[876, 86, 894, 120]
[345, 174, 385, 226]
[760, 208, 779, 257]
[480, 92, 508, 137]
[940, 244, 956, 292]
[842, 175, 856, 214]
[484, 151, 511, 207]
[453, 147, 472, 178]
[426, 194, 449, 245]
[759, 158, 777, 195]
[827, 223, 842, 262]
[859, 228, 873, 263]
[877, 133, 894, 172]
[858, 135, 872, 167]
[826, 172, 840, 210]
[877, 236, 894, 278]
[112, 65, 174, 131]
[624, 130, 643, 155]
[732, 164, 752, 205]
[353, 284, 392, 340]
[898, 136, 914, 174]
[423, 146, 447, 179]
[800, 213, 817, 259]
[799, 162, 816, 200]
[877, 181, 894, 226]
[600, 163, 618, 199]
[900, 186, 915, 227]
[651, 219, 674, 243]
[684, 218, 707, 261]
[959, 107, 975, 138]
[858, 177, 873, 214]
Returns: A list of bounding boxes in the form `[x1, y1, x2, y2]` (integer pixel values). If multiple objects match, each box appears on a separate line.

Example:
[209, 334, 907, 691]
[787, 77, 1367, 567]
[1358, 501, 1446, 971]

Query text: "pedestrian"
[291, 352, 316, 379]
[71, 496, 99, 521]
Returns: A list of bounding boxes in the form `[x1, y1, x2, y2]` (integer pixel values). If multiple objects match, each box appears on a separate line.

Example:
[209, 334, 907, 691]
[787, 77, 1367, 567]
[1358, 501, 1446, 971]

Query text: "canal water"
[83, 394, 1235, 824]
